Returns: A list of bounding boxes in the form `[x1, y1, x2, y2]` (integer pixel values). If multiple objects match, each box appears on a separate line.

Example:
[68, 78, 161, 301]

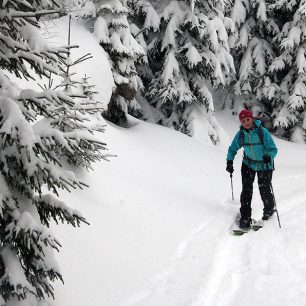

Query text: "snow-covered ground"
[10, 16, 306, 306]
[49, 110, 306, 306]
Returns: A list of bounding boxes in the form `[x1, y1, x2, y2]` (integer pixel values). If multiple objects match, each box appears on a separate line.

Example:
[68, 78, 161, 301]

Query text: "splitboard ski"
[232, 219, 264, 236]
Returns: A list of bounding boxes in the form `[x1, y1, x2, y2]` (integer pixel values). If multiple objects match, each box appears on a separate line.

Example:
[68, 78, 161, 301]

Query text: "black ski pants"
[240, 162, 274, 221]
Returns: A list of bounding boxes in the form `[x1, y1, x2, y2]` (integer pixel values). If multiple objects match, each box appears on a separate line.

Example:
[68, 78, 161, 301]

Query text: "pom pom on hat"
[239, 109, 253, 121]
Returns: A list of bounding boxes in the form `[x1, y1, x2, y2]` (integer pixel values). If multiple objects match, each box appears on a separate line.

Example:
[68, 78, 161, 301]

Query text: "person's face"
[240, 117, 253, 129]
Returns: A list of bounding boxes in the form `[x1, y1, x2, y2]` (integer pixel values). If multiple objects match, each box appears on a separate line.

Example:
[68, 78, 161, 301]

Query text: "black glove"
[263, 155, 271, 164]
[226, 160, 234, 174]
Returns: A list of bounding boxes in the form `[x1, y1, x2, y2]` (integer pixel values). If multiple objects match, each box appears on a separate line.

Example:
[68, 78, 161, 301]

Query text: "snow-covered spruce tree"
[145, 0, 235, 143]
[268, 0, 306, 142]
[85, 0, 145, 126]
[229, 0, 280, 113]
[125, 0, 161, 122]
[50, 16, 107, 168]
[82, 74, 99, 101]
[0, 1, 107, 304]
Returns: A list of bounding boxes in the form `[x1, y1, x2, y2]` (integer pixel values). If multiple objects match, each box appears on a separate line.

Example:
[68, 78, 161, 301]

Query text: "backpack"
[239, 117, 264, 147]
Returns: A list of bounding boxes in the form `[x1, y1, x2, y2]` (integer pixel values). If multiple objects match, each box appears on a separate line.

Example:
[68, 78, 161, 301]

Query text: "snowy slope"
[51, 116, 226, 306]
[49, 112, 306, 306]
[8, 15, 306, 306]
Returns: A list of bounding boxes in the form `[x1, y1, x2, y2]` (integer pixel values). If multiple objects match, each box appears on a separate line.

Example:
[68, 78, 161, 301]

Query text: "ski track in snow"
[120, 200, 238, 306]
[121, 172, 306, 306]
[190, 174, 306, 306]
[190, 220, 239, 306]
[120, 215, 216, 306]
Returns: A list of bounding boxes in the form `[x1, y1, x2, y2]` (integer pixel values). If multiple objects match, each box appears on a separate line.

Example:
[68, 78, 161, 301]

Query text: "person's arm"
[227, 131, 243, 161]
[262, 128, 278, 159]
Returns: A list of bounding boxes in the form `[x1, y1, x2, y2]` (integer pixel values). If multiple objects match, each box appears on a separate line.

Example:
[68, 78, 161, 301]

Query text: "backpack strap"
[239, 127, 244, 146]
[257, 124, 264, 144]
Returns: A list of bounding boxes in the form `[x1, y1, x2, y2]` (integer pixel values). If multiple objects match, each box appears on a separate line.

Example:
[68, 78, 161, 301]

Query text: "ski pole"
[265, 161, 281, 228]
[230, 173, 234, 201]
[270, 181, 281, 228]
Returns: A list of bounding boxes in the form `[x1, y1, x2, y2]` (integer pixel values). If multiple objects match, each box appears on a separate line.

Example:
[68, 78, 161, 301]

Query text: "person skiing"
[226, 109, 278, 230]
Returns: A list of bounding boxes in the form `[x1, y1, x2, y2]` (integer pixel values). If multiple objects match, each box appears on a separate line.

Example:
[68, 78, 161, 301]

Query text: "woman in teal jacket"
[226, 109, 278, 230]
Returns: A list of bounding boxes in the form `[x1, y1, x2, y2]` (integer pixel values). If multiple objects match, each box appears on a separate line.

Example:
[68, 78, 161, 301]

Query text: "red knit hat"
[239, 109, 253, 121]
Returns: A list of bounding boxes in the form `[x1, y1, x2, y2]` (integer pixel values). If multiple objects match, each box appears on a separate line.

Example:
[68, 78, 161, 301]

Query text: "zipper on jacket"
[248, 132, 258, 171]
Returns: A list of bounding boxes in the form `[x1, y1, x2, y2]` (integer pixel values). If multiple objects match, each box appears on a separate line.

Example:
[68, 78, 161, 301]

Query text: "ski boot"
[262, 209, 275, 221]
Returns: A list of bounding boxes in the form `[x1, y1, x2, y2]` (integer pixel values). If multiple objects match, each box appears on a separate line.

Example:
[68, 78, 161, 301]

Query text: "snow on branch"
[1, 9, 58, 19]
[34, 194, 88, 227]
[0, 246, 35, 301]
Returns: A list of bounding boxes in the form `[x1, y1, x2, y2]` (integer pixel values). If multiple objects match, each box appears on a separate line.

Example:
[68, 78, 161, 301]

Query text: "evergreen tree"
[82, 74, 99, 101]
[0, 1, 107, 304]
[84, 0, 145, 126]
[229, 0, 280, 111]
[126, 0, 161, 122]
[269, 0, 306, 142]
[50, 16, 107, 169]
[229, 0, 306, 142]
[144, 0, 235, 143]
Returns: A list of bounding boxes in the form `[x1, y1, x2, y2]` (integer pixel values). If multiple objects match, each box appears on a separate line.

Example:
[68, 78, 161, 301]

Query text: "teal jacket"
[226, 120, 278, 171]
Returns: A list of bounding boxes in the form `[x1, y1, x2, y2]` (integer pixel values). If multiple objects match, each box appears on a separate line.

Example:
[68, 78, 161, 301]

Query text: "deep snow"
[51, 113, 306, 306]
[7, 16, 306, 306]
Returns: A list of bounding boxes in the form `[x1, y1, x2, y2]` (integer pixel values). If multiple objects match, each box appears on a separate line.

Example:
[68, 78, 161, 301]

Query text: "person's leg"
[240, 163, 255, 227]
[258, 170, 274, 218]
